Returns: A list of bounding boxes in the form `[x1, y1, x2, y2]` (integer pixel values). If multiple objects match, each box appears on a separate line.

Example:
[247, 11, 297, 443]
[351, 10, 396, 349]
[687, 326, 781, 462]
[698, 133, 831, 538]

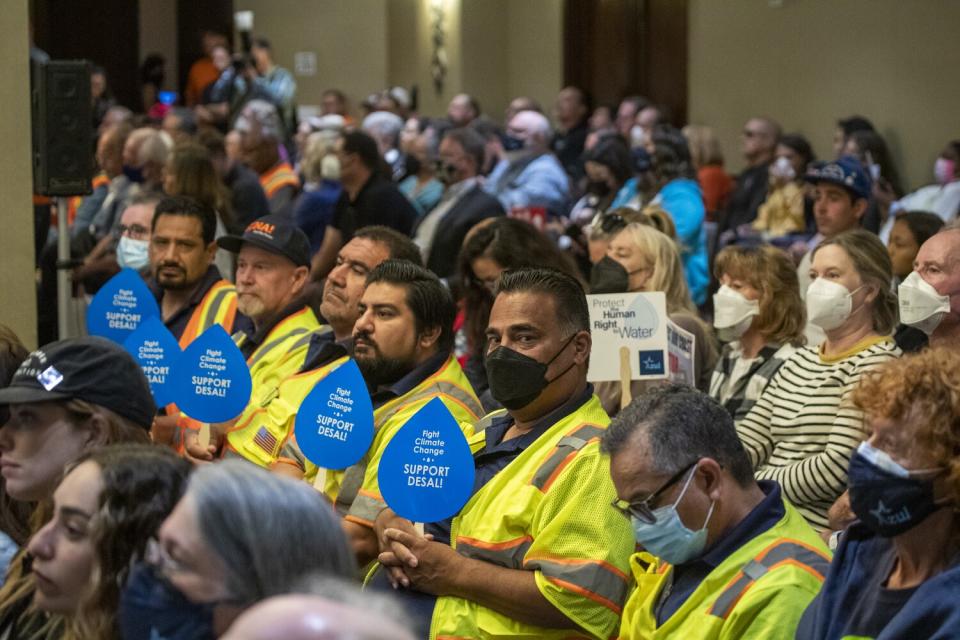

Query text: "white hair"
[362, 110, 404, 142]
[235, 99, 283, 141]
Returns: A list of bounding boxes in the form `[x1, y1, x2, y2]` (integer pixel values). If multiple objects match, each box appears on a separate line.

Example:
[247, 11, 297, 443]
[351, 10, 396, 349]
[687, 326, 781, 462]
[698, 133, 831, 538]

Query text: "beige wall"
[0, 1, 37, 347]
[234, 0, 390, 118]
[139, 0, 178, 91]
[688, 0, 960, 190]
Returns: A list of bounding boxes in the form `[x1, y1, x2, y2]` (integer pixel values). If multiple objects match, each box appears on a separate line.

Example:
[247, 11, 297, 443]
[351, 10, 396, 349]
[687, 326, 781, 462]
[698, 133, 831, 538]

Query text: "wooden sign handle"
[619, 346, 633, 411]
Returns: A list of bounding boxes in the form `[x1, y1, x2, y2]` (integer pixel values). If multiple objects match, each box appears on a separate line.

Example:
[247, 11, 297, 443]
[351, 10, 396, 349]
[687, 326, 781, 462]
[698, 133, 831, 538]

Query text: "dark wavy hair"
[68, 445, 192, 640]
[457, 218, 583, 359]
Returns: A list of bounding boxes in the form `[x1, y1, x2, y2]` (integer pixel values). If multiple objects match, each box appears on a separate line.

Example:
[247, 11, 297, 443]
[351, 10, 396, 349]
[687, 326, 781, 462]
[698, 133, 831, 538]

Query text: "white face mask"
[898, 271, 951, 335]
[806, 278, 863, 331]
[770, 155, 796, 181]
[117, 236, 150, 271]
[713, 285, 760, 341]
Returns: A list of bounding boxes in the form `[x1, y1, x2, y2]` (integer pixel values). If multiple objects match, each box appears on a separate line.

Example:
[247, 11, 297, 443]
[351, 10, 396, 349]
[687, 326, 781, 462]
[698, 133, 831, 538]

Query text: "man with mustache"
[221, 226, 423, 470]
[183, 214, 324, 463]
[148, 195, 248, 448]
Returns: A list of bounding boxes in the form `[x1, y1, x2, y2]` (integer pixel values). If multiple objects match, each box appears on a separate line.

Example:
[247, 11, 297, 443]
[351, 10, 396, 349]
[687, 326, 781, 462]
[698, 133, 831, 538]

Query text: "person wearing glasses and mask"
[605, 385, 830, 640]
[737, 230, 901, 532]
[797, 347, 960, 639]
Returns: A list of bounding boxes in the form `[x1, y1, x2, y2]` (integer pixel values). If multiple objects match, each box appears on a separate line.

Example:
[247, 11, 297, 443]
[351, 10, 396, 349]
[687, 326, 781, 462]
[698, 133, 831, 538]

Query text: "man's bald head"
[507, 110, 552, 153]
[222, 595, 416, 640]
[742, 116, 781, 166]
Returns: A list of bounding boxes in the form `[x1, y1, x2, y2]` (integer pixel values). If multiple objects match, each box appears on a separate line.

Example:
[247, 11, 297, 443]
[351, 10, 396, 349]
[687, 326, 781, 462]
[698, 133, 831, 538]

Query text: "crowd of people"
[9, 28, 960, 639]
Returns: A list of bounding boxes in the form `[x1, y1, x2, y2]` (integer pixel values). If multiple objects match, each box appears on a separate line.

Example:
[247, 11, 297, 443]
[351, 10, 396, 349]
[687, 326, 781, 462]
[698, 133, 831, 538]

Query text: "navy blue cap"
[217, 214, 311, 268]
[804, 155, 873, 200]
[0, 336, 156, 429]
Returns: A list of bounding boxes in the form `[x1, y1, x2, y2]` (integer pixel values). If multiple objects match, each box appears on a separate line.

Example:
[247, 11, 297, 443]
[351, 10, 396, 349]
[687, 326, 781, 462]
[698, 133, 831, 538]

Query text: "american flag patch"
[253, 427, 278, 455]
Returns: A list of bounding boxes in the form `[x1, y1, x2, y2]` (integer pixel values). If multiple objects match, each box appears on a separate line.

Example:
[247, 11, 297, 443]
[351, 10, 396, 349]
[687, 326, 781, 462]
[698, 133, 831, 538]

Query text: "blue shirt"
[653, 178, 708, 306]
[294, 180, 341, 254]
[796, 522, 960, 639]
[656, 480, 785, 625]
[484, 153, 571, 218]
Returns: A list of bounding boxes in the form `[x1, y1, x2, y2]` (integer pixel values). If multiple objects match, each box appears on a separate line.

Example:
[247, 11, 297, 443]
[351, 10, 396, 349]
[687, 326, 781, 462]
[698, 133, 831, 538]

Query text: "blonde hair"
[614, 222, 694, 314]
[682, 124, 724, 168]
[714, 245, 806, 347]
[302, 130, 340, 184]
[813, 229, 898, 335]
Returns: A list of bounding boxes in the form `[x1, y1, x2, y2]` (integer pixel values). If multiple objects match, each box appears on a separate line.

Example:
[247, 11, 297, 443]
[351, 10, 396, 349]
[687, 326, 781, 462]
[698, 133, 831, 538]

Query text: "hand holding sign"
[377, 397, 475, 523]
[86, 268, 160, 344]
[294, 359, 374, 470]
[122, 316, 181, 405]
[170, 325, 252, 423]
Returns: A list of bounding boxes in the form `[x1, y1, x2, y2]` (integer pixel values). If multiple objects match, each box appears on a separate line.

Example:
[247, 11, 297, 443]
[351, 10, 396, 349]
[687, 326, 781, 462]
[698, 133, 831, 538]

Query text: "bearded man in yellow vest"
[183, 214, 322, 461]
[147, 195, 249, 447]
[220, 226, 425, 474]
[604, 385, 831, 639]
[374, 267, 634, 640]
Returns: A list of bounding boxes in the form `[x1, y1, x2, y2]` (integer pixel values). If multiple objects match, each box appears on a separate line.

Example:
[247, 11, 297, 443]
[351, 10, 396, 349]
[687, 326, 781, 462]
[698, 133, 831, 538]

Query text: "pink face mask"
[934, 157, 955, 185]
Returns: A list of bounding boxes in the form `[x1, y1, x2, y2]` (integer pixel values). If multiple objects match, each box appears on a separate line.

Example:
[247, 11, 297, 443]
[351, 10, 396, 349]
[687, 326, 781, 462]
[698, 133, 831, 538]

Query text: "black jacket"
[416, 184, 504, 279]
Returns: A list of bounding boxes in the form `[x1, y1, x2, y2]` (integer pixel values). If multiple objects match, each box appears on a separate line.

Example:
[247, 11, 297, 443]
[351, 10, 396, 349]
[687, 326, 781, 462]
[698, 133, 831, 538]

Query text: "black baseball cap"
[0, 336, 156, 429]
[216, 214, 311, 268]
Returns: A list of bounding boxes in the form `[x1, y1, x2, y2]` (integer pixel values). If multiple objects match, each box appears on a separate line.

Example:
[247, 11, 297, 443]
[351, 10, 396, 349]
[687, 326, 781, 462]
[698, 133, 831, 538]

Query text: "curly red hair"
[853, 347, 960, 503]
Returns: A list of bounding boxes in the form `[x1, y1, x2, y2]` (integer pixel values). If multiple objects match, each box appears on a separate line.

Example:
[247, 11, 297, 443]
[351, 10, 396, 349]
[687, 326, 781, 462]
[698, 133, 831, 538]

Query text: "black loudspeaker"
[31, 59, 94, 197]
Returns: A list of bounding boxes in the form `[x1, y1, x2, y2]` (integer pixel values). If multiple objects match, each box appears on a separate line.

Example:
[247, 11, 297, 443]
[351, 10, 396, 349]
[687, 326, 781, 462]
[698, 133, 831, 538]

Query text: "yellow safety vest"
[208, 307, 325, 460]
[167, 279, 240, 452]
[223, 354, 350, 469]
[617, 499, 831, 640]
[316, 355, 483, 523]
[430, 394, 634, 640]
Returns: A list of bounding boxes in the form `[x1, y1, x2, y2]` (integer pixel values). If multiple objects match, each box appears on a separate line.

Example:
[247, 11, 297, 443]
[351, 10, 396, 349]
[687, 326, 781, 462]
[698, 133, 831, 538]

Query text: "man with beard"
[221, 226, 423, 471]
[148, 195, 247, 447]
[183, 214, 323, 462]
[234, 99, 300, 217]
[320, 260, 481, 564]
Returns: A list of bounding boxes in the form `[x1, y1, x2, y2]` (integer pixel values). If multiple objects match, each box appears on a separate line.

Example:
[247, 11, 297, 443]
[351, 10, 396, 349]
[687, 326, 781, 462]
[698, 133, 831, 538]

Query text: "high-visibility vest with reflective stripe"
[430, 394, 634, 640]
[259, 161, 300, 199]
[317, 355, 482, 521]
[617, 498, 831, 640]
[166, 279, 239, 452]
[184, 307, 324, 453]
[222, 354, 349, 469]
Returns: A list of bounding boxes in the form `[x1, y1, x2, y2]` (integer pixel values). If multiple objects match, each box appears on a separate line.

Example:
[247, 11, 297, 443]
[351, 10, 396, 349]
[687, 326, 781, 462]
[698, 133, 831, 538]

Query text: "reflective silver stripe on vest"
[456, 536, 533, 569]
[247, 327, 310, 369]
[530, 425, 606, 491]
[200, 286, 233, 333]
[709, 541, 831, 619]
[337, 376, 478, 518]
[524, 557, 629, 609]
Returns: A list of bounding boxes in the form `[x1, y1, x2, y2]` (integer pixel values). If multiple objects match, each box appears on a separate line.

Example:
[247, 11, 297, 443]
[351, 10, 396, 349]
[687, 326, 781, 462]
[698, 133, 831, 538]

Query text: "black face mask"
[590, 256, 633, 294]
[847, 448, 942, 537]
[485, 333, 578, 410]
[404, 154, 422, 176]
[119, 563, 218, 640]
[435, 160, 459, 185]
[501, 133, 525, 153]
[587, 180, 612, 197]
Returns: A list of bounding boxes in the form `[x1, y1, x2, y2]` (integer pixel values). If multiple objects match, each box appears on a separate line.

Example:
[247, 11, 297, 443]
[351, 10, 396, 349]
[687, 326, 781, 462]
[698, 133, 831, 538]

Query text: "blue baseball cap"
[804, 156, 873, 201]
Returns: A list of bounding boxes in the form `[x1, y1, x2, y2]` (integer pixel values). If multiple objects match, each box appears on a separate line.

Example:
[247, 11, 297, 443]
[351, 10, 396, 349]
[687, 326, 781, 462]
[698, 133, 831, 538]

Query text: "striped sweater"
[736, 337, 901, 531]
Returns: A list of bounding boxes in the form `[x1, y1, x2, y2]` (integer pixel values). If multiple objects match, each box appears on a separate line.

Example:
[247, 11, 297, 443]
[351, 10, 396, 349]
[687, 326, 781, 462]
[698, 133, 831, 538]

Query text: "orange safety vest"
[259, 161, 300, 199]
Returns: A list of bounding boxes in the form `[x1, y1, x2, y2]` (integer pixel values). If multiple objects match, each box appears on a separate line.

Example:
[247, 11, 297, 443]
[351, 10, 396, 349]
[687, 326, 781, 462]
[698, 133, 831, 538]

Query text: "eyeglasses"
[117, 223, 150, 240]
[611, 461, 698, 524]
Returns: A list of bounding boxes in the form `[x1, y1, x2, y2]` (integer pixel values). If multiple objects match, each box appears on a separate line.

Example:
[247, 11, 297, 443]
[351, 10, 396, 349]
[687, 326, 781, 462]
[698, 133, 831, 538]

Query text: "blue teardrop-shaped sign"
[122, 316, 181, 406]
[377, 397, 475, 523]
[169, 325, 252, 423]
[294, 359, 374, 470]
[86, 268, 161, 344]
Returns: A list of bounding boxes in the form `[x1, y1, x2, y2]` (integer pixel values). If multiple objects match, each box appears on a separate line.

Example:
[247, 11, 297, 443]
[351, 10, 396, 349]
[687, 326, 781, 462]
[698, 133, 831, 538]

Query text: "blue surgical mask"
[631, 467, 715, 565]
[117, 236, 150, 270]
[119, 562, 217, 640]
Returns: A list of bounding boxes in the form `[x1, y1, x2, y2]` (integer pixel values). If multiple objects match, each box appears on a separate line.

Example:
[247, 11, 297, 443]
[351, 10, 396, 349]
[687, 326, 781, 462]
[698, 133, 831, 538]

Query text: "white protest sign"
[587, 292, 669, 383]
[667, 320, 696, 386]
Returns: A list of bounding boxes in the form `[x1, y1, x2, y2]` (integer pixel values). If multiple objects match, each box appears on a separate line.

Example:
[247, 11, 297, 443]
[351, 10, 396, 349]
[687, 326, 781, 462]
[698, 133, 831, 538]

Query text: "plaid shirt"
[709, 342, 796, 423]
